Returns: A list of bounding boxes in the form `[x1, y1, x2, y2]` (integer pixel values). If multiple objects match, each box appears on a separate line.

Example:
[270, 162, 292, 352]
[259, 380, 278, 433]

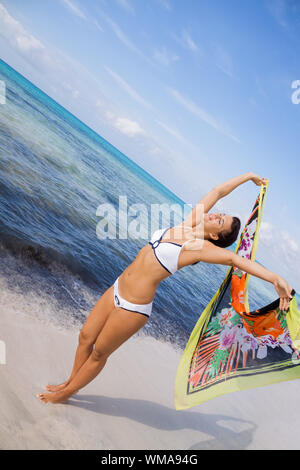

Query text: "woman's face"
[204, 212, 233, 236]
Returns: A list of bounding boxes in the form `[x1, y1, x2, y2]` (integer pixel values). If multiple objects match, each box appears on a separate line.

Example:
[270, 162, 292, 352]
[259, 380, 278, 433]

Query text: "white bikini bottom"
[113, 277, 152, 318]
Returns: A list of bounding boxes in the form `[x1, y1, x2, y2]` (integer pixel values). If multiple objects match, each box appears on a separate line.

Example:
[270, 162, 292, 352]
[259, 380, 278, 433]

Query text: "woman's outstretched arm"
[183, 172, 266, 227]
[197, 240, 293, 311]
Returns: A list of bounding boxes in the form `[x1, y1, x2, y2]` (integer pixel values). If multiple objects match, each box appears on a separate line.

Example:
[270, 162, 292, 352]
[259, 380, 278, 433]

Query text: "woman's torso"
[118, 226, 203, 304]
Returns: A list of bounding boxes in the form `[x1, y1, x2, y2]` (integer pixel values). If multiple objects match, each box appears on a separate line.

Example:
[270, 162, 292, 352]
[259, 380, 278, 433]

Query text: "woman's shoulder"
[183, 238, 212, 251]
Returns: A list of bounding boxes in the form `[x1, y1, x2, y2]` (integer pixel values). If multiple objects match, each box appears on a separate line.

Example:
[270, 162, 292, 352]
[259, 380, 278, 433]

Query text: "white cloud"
[148, 145, 162, 156]
[175, 30, 199, 52]
[61, 0, 105, 33]
[96, 10, 153, 65]
[259, 222, 300, 254]
[114, 117, 145, 137]
[156, 120, 189, 145]
[257, 219, 300, 290]
[212, 42, 235, 79]
[15, 34, 43, 53]
[168, 88, 241, 143]
[156, 0, 172, 10]
[93, 19, 104, 32]
[0, 4, 42, 52]
[281, 230, 299, 253]
[105, 110, 116, 120]
[181, 31, 198, 52]
[101, 12, 142, 57]
[61, 0, 87, 20]
[95, 98, 103, 108]
[105, 111, 145, 138]
[0, 3, 59, 72]
[260, 221, 274, 242]
[116, 0, 135, 14]
[104, 66, 153, 110]
[153, 47, 179, 66]
[266, 0, 288, 28]
[61, 81, 80, 98]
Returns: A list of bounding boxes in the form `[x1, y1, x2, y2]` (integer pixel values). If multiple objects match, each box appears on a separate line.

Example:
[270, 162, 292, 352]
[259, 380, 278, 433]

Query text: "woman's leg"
[45, 285, 115, 392]
[38, 307, 148, 403]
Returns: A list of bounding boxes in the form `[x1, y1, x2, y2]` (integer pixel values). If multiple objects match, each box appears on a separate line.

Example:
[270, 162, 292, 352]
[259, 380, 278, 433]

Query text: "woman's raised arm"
[197, 240, 293, 311]
[183, 172, 266, 228]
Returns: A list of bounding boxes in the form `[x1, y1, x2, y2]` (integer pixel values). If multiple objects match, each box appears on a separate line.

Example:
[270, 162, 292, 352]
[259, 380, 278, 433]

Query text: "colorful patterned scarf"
[175, 183, 300, 410]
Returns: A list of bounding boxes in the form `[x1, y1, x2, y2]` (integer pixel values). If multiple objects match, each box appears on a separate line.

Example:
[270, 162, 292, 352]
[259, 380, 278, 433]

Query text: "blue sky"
[0, 0, 299, 290]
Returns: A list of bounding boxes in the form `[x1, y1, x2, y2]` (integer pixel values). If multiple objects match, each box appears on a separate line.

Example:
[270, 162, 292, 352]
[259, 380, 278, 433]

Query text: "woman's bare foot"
[45, 381, 69, 392]
[37, 389, 74, 404]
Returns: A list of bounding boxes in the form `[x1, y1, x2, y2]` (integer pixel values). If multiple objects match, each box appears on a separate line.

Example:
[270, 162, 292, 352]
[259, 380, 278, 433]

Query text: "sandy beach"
[0, 270, 300, 451]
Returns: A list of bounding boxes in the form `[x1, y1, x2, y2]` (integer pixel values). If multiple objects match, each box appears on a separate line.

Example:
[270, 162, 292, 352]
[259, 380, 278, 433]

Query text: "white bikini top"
[149, 227, 199, 274]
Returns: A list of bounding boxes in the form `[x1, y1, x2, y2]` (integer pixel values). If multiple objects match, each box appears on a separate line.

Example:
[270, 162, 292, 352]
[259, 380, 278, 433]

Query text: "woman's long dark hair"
[210, 216, 241, 248]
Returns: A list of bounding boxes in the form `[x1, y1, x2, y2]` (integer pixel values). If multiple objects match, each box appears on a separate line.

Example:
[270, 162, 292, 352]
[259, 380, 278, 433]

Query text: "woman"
[38, 171, 293, 404]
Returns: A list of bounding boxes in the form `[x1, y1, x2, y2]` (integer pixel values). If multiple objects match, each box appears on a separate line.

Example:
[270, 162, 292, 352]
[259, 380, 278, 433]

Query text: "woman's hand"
[273, 276, 293, 311]
[250, 173, 268, 186]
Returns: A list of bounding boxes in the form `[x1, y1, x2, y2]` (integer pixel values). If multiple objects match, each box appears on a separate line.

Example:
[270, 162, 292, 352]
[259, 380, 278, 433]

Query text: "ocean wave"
[0, 234, 97, 308]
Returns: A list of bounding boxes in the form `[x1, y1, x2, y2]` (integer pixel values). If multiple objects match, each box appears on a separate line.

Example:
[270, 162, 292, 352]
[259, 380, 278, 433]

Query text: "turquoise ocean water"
[0, 59, 298, 349]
